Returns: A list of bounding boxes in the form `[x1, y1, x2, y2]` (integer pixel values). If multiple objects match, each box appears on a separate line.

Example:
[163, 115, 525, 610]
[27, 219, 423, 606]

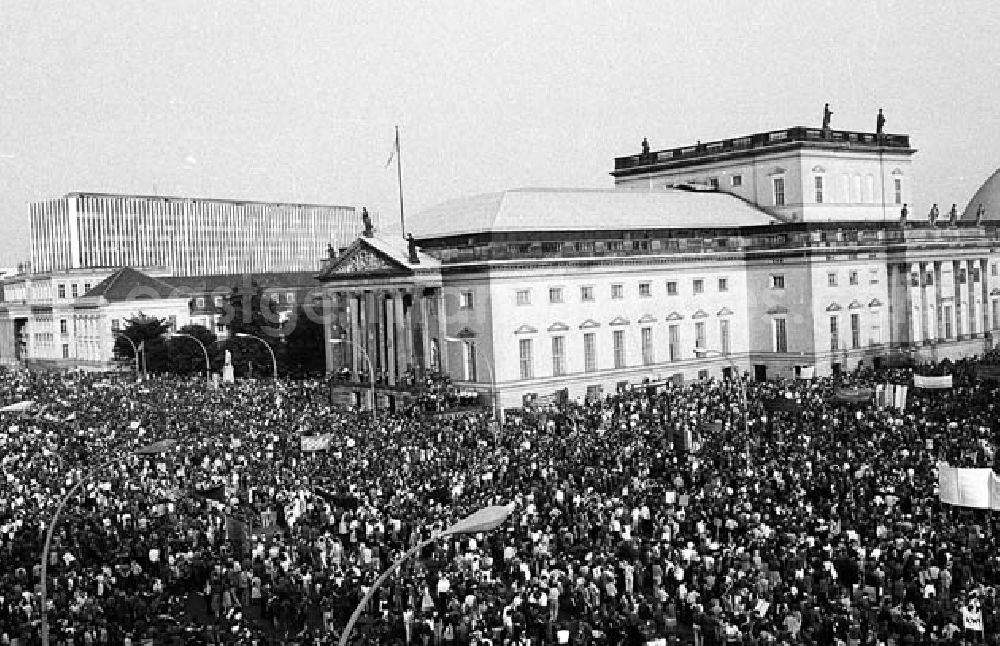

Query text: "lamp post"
[112, 332, 140, 377]
[443, 336, 500, 422]
[693, 347, 751, 468]
[167, 332, 210, 379]
[338, 504, 514, 646]
[234, 332, 278, 380]
[330, 337, 376, 420]
[40, 438, 177, 646]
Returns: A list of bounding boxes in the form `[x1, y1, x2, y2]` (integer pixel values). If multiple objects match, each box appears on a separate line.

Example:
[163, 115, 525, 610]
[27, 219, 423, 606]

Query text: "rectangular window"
[83, 283, 91, 293]
[720, 319, 731, 355]
[516, 289, 531, 306]
[718, 278, 728, 292]
[111, 319, 120, 331]
[956, 305, 963, 336]
[552, 336, 565, 376]
[62, 344, 69, 359]
[774, 318, 787, 353]
[694, 321, 706, 349]
[518, 339, 533, 379]
[871, 315, 882, 345]
[849, 271, 858, 286]
[71, 284, 78, 298]
[196, 297, 206, 308]
[214, 296, 223, 307]
[58, 284, 66, 299]
[638, 282, 651, 297]
[827, 272, 838, 287]
[59, 319, 68, 335]
[773, 177, 785, 206]
[641, 327, 653, 365]
[668, 325, 680, 362]
[548, 287, 563, 304]
[583, 333, 597, 372]
[286, 292, 295, 304]
[894, 178, 902, 204]
[580, 286, 594, 302]
[168, 316, 177, 331]
[814, 176, 824, 203]
[693, 279, 704, 294]
[851, 313, 861, 349]
[771, 275, 785, 289]
[870, 268, 880, 284]
[613, 330, 626, 369]
[993, 300, 1000, 330]
[666, 281, 678, 296]
[993, 264, 999, 277]
[731, 175, 743, 187]
[830, 316, 839, 351]
[460, 291, 474, 309]
[944, 305, 953, 338]
[611, 284, 624, 300]
[708, 177, 719, 190]
[463, 341, 478, 381]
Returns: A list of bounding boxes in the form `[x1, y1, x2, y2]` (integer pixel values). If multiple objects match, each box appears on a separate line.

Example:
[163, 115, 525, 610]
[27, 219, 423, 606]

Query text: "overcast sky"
[1, 0, 998, 266]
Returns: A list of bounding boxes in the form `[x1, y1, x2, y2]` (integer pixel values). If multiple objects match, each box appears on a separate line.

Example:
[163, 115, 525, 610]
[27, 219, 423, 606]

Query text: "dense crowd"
[1, 353, 1000, 645]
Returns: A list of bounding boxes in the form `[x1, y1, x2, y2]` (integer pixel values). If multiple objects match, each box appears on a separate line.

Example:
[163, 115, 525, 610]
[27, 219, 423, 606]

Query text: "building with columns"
[317, 122, 1000, 412]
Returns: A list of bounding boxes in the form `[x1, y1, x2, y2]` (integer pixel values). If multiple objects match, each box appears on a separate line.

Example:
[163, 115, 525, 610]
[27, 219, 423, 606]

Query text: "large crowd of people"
[1, 353, 1000, 645]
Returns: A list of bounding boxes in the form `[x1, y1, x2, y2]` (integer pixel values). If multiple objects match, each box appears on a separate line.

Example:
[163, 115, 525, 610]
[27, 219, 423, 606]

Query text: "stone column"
[436, 288, 448, 374]
[908, 262, 921, 344]
[933, 261, 944, 340]
[420, 289, 433, 372]
[956, 260, 969, 338]
[364, 290, 378, 382]
[393, 289, 410, 381]
[323, 291, 339, 374]
[385, 293, 397, 386]
[348, 291, 361, 378]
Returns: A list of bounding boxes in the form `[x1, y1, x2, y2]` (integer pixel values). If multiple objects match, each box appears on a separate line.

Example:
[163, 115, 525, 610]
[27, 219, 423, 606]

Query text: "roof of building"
[82, 268, 322, 302]
[963, 168, 1000, 221]
[315, 234, 441, 281]
[161, 272, 320, 293]
[59, 192, 355, 211]
[83, 267, 179, 302]
[407, 187, 779, 238]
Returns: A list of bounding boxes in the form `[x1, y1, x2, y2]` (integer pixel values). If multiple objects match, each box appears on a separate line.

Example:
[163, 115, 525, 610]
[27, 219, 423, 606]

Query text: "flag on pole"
[384, 129, 400, 169]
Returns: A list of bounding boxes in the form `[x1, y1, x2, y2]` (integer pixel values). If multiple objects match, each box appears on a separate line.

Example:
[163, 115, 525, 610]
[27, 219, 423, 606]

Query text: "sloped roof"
[83, 267, 177, 301]
[408, 187, 778, 238]
[963, 168, 1000, 220]
[161, 271, 320, 293]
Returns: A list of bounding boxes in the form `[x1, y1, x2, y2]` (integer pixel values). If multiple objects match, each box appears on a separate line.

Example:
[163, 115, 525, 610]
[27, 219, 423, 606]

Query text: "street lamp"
[234, 332, 278, 380]
[694, 347, 751, 468]
[167, 332, 210, 379]
[40, 438, 178, 646]
[112, 332, 140, 377]
[443, 336, 500, 421]
[330, 337, 376, 420]
[338, 503, 514, 646]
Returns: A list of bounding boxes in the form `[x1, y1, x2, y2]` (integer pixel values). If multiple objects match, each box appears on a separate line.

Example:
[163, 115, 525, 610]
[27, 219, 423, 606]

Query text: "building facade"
[30, 193, 368, 276]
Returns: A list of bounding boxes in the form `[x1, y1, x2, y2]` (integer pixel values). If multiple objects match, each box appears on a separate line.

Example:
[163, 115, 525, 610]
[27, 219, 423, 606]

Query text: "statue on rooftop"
[949, 203, 959, 226]
[876, 108, 885, 136]
[407, 233, 420, 264]
[641, 137, 650, 156]
[362, 207, 373, 238]
[899, 203, 908, 227]
[976, 203, 986, 225]
[326, 242, 337, 259]
[822, 103, 833, 130]
[929, 203, 940, 226]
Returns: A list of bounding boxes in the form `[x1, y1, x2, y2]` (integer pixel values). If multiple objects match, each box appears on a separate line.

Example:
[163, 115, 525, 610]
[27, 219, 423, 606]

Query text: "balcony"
[614, 126, 913, 173]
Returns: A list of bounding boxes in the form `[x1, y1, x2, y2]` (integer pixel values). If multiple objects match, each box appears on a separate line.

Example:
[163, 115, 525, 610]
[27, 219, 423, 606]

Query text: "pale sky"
[1, 0, 999, 267]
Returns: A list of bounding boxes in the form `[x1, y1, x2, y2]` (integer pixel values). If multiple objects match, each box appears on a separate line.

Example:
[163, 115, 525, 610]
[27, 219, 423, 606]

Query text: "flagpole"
[395, 125, 405, 237]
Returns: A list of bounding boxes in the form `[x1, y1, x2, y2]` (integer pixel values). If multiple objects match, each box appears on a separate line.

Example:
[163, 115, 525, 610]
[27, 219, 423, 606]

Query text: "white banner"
[301, 434, 332, 452]
[938, 462, 1000, 509]
[914, 374, 953, 389]
[798, 366, 815, 380]
[893, 385, 908, 411]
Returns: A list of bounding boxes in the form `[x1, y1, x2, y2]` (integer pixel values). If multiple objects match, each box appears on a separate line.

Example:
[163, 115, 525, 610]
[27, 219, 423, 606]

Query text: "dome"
[963, 167, 1000, 221]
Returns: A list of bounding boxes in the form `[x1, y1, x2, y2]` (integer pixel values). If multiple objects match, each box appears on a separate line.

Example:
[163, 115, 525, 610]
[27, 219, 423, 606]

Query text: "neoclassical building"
[318, 123, 1000, 412]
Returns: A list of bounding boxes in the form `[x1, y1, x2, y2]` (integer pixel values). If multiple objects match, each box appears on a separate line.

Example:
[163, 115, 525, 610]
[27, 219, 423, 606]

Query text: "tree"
[222, 283, 283, 378]
[118, 313, 169, 373]
[167, 324, 221, 376]
[282, 304, 327, 377]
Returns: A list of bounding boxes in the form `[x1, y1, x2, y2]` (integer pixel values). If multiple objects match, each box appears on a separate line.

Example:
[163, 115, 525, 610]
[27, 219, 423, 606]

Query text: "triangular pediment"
[848, 300, 864, 309]
[547, 322, 570, 332]
[665, 311, 684, 321]
[826, 302, 842, 312]
[321, 240, 412, 278]
[692, 309, 709, 319]
[609, 316, 630, 326]
[717, 307, 734, 316]
[869, 298, 883, 307]
[767, 305, 788, 314]
[579, 319, 601, 329]
[638, 314, 657, 324]
[513, 324, 538, 335]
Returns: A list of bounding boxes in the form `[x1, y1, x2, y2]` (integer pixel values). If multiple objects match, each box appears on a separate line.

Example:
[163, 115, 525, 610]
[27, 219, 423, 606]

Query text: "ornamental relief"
[331, 249, 397, 274]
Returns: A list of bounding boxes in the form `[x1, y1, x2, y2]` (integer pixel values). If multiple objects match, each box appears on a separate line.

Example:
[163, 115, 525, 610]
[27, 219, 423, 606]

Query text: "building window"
[830, 316, 839, 351]
[814, 176, 824, 203]
[993, 300, 999, 330]
[849, 271, 858, 286]
[518, 339, 533, 379]
[580, 286, 594, 302]
[71, 284, 78, 298]
[772, 177, 785, 206]
[62, 344, 69, 359]
[583, 333, 597, 372]
[463, 341, 477, 381]
[731, 175, 742, 187]
[611, 284, 624, 300]
[956, 305, 963, 336]
[613, 330, 626, 369]
[196, 297, 206, 309]
[549, 288, 563, 304]
[83, 283, 91, 293]
[552, 336, 565, 377]
[638, 282, 651, 297]
[516, 290, 531, 306]
[993, 264, 999, 277]
[770, 275, 785, 289]
[851, 313, 861, 349]
[58, 284, 66, 299]
[692, 279, 704, 294]
[286, 292, 295, 304]
[668, 325, 680, 362]
[698, 369, 709, 380]
[694, 321, 706, 349]
[460, 291, 474, 309]
[59, 319, 68, 335]
[708, 177, 719, 190]
[894, 178, 902, 204]
[718, 278, 728, 292]
[111, 319, 120, 331]
[214, 296, 223, 307]
[168, 316, 177, 331]
[943, 305, 952, 338]
[641, 327, 653, 365]
[720, 319, 731, 354]
[666, 281, 678, 296]
[774, 318, 787, 353]
[870, 268, 880, 284]
[827, 272, 838, 287]
[871, 315, 882, 345]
